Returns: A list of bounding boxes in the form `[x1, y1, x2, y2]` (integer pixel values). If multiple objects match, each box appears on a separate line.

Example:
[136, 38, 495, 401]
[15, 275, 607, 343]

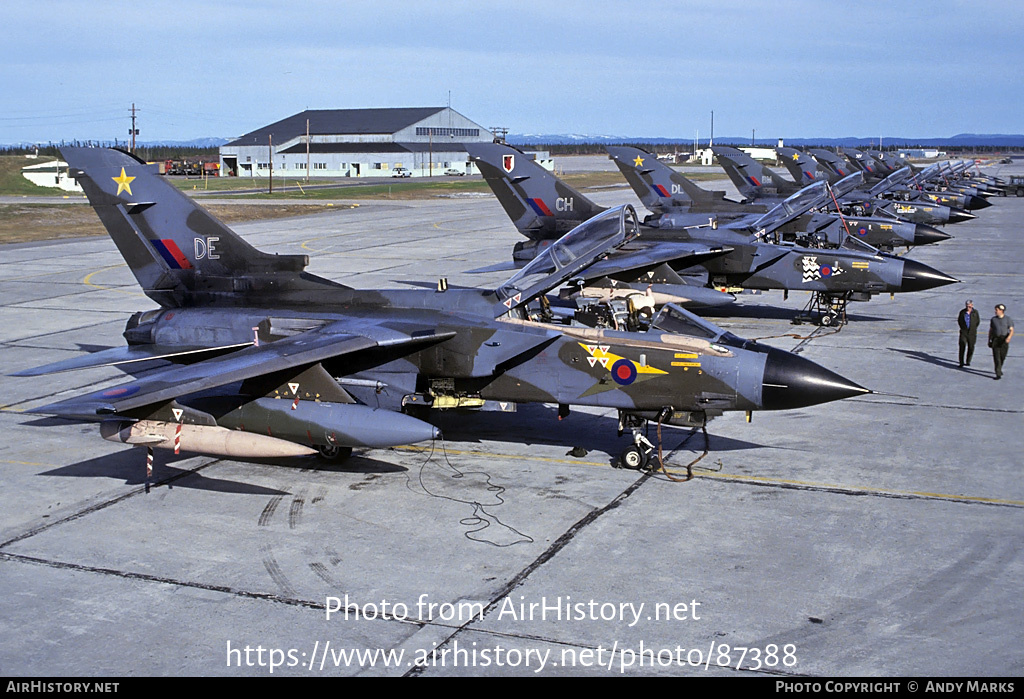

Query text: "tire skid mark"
[260, 542, 296, 597]
[258, 495, 283, 527]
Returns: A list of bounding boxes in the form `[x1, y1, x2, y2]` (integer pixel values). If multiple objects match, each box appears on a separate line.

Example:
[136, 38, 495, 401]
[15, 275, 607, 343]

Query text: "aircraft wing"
[578, 241, 732, 282]
[29, 324, 455, 419]
[10, 342, 253, 377]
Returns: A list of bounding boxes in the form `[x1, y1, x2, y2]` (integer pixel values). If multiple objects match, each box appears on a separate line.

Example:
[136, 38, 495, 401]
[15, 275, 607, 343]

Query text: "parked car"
[444, 168, 465, 176]
[391, 167, 412, 178]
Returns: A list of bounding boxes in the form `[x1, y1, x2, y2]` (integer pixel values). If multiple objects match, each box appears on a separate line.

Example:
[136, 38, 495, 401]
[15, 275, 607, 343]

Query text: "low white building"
[21, 159, 82, 192]
[220, 107, 494, 178]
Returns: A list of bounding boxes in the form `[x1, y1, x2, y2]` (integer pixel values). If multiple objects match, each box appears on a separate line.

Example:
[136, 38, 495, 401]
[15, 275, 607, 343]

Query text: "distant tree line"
[0, 143, 219, 161]
[522, 142, 1024, 156]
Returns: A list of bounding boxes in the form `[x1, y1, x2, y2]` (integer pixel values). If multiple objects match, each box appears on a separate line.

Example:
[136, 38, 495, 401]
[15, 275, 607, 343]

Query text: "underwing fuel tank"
[100, 420, 318, 458]
[216, 398, 440, 449]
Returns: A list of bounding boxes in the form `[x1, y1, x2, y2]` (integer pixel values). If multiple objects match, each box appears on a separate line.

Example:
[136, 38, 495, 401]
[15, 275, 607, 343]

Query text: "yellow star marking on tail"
[791, 153, 800, 161]
[633, 155, 644, 167]
[112, 167, 135, 196]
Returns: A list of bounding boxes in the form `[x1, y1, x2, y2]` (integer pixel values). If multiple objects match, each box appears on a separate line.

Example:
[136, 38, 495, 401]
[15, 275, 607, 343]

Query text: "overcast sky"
[3, 0, 1021, 144]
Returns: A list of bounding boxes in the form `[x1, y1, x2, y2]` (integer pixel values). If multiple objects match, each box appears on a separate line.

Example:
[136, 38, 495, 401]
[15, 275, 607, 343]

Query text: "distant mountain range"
[6, 133, 1022, 149]
[508, 133, 1024, 148]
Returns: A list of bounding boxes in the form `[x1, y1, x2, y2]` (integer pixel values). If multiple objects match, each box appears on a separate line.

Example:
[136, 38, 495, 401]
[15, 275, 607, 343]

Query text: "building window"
[416, 127, 480, 137]
[313, 162, 327, 170]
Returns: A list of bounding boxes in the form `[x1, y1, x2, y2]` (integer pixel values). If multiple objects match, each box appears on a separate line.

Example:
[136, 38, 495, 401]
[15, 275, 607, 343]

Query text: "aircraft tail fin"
[606, 145, 721, 212]
[776, 147, 828, 185]
[61, 147, 325, 307]
[465, 142, 604, 240]
[712, 146, 796, 199]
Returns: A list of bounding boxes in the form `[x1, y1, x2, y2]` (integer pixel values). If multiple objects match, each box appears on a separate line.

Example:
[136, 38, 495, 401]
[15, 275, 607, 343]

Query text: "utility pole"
[752, 128, 755, 146]
[306, 118, 310, 183]
[710, 110, 714, 147]
[269, 134, 273, 194]
[129, 103, 139, 153]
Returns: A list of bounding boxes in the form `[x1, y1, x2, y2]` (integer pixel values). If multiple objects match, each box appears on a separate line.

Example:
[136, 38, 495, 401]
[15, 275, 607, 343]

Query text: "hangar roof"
[226, 108, 446, 147]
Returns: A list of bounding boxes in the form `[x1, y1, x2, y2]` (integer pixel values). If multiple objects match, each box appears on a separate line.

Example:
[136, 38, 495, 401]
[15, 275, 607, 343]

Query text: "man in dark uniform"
[957, 300, 980, 367]
[988, 304, 1015, 380]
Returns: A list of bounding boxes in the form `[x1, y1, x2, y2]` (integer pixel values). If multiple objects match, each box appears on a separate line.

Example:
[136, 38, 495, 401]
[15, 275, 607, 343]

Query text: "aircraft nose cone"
[948, 207, 976, 224]
[900, 258, 959, 292]
[761, 348, 871, 410]
[913, 223, 952, 245]
[965, 195, 991, 210]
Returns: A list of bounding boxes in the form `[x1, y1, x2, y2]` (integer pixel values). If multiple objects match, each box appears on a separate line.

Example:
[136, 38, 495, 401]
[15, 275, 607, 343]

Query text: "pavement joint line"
[686, 471, 1024, 508]
[404, 468, 655, 676]
[401, 444, 1024, 509]
[404, 426, 715, 677]
[0, 458, 223, 550]
[0, 547, 801, 678]
[0, 318, 127, 345]
[858, 398, 1021, 414]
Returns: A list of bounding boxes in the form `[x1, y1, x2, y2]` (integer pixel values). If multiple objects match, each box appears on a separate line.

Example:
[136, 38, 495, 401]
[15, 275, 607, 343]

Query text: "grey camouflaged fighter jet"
[470, 142, 958, 326]
[712, 146, 973, 227]
[605, 145, 768, 217]
[13, 148, 872, 469]
[607, 145, 949, 251]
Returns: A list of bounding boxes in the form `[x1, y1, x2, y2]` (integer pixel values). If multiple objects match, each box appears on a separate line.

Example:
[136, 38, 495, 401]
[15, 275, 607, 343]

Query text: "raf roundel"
[101, 385, 141, 398]
[610, 358, 638, 386]
[820, 265, 833, 277]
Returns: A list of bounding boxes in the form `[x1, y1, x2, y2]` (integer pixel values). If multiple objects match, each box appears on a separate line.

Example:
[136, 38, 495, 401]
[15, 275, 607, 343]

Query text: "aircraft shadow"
[40, 450, 288, 495]
[426, 404, 797, 464]
[38, 445, 407, 493]
[705, 303, 888, 324]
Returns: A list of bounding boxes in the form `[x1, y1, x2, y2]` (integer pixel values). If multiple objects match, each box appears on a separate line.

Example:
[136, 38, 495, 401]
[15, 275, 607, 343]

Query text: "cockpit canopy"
[495, 205, 638, 314]
[750, 180, 828, 233]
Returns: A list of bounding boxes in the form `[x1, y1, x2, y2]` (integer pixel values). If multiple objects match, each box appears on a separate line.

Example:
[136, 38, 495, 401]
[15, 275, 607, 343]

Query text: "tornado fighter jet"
[468, 143, 958, 326]
[12, 147, 872, 469]
[713, 146, 972, 227]
[608, 146, 949, 251]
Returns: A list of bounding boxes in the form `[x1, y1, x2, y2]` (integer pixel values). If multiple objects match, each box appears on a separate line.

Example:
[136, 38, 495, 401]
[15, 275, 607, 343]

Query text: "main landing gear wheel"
[819, 314, 834, 327]
[317, 444, 353, 462]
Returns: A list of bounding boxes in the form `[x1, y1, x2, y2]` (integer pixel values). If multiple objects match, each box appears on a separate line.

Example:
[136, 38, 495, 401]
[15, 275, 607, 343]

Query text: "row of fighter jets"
[464, 142, 1001, 327]
[9, 144, 1000, 470]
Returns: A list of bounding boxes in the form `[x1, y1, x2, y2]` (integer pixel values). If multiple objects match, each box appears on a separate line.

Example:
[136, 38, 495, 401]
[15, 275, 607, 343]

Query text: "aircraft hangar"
[219, 107, 494, 178]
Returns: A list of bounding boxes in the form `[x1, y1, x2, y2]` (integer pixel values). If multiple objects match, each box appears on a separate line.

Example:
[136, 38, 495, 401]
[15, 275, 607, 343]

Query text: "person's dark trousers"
[993, 343, 1009, 378]
[959, 335, 976, 366]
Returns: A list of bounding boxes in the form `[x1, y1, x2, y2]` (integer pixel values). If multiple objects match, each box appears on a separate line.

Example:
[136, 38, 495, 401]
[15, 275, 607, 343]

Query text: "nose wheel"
[619, 436, 656, 470]
[794, 291, 849, 327]
[616, 412, 660, 470]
